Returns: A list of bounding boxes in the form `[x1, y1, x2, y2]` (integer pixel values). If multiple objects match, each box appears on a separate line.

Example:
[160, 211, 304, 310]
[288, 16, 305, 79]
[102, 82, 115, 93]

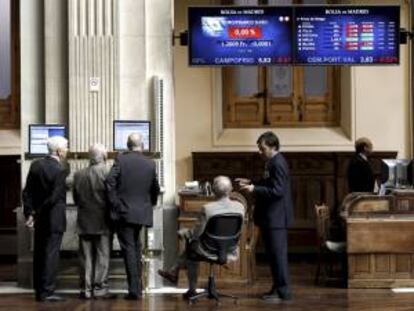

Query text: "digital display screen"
[29, 125, 66, 155]
[113, 121, 151, 152]
[294, 6, 400, 65]
[189, 6, 293, 66]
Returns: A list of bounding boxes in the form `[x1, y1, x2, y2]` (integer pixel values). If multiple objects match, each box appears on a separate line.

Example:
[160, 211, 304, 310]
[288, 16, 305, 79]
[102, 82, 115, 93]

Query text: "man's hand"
[235, 178, 251, 186]
[25, 215, 34, 228]
[240, 184, 254, 193]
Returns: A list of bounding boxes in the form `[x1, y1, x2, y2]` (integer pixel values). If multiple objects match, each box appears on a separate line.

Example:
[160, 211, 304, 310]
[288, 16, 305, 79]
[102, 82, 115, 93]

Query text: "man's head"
[127, 133, 144, 152]
[89, 143, 107, 165]
[212, 176, 233, 199]
[355, 137, 373, 156]
[47, 136, 68, 160]
[256, 131, 280, 160]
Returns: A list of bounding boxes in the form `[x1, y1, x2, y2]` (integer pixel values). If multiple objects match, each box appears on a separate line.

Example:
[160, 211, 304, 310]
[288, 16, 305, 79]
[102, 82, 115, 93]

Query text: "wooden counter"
[344, 191, 414, 288]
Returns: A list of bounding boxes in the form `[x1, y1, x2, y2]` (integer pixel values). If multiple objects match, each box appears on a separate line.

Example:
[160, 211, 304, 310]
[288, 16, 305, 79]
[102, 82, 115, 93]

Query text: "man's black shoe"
[124, 293, 142, 300]
[182, 289, 197, 300]
[40, 295, 66, 302]
[79, 292, 92, 300]
[94, 293, 117, 300]
[261, 292, 282, 302]
[158, 269, 178, 284]
[278, 292, 292, 301]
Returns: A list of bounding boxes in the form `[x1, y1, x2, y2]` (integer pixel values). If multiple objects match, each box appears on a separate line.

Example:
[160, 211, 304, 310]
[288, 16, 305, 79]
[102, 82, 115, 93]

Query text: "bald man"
[158, 176, 244, 300]
[73, 143, 112, 299]
[106, 133, 160, 300]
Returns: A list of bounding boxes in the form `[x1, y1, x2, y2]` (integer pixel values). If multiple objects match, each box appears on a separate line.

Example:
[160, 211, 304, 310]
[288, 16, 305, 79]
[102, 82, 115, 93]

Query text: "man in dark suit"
[106, 133, 160, 300]
[73, 143, 113, 299]
[23, 136, 69, 302]
[347, 137, 375, 193]
[237, 131, 293, 302]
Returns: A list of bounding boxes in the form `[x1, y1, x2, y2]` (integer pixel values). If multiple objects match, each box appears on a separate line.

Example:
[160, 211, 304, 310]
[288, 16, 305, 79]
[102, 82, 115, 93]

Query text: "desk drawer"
[181, 199, 211, 213]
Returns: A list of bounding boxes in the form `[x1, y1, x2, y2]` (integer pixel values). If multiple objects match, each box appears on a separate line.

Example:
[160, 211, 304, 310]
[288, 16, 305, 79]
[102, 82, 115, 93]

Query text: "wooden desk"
[177, 193, 255, 285]
[344, 191, 414, 288]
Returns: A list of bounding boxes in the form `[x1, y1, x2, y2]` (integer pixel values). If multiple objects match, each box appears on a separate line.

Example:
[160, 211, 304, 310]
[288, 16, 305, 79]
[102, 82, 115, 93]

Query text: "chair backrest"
[314, 204, 330, 247]
[199, 213, 243, 265]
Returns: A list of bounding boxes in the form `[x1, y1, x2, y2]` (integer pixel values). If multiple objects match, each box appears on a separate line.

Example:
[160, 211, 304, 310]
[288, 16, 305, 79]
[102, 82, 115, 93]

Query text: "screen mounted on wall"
[188, 6, 293, 66]
[294, 6, 400, 65]
[28, 124, 67, 156]
[113, 120, 151, 152]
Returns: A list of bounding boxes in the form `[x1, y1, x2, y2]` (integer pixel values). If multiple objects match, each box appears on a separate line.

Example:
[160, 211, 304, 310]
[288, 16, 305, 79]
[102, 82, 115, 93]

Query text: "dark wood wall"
[0, 156, 20, 230]
[192, 151, 397, 252]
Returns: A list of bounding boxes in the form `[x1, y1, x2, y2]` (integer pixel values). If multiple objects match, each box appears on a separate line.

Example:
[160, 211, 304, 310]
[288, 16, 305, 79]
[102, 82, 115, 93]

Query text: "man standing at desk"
[23, 136, 69, 302]
[237, 131, 293, 302]
[106, 133, 160, 300]
[347, 137, 375, 193]
[73, 143, 112, 299]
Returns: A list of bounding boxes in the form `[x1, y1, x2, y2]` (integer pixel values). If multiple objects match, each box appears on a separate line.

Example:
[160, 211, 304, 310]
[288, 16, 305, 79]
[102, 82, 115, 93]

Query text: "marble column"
[68, 0, 119, 151]
[44, 0, 68, 124]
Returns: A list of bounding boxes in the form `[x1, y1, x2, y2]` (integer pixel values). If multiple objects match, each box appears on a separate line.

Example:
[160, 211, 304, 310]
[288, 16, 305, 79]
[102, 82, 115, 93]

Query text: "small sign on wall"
[89, 77, 100, 92]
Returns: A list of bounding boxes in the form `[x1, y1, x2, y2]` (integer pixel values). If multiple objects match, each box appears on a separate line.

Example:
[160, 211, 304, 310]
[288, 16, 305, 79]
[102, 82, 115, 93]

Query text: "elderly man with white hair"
[158, 176, 245, 300]
[106, 132, 160, 300]
[23, 135, 69, 302]
[73, 143, 114, 300]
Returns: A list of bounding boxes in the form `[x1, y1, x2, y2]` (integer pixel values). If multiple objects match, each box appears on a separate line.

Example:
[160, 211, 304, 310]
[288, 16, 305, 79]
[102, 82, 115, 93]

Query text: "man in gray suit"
[158, 176, 244, 300]
[73, 143, 112, 299]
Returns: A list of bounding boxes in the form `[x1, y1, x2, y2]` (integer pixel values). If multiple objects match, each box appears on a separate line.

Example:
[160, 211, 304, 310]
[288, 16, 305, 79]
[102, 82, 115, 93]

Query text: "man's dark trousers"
[261, 228, 290, 297]
[117, 223, 143, 296]
[33, 230, 63, 300]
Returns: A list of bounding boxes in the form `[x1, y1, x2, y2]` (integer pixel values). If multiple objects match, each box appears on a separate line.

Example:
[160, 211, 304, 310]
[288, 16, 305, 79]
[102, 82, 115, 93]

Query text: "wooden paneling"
[348, 219, 414, 253]
[0, 156, 20, 229]
[349, 254, 414, 288]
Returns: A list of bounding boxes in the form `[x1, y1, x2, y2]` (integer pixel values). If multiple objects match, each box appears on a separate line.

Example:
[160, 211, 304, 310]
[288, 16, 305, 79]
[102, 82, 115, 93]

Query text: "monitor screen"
[113, 120, 151, 152]
[29, 124, 67, 156]
[294, 6, 400, 65]
[380, 159, 397, 187]
[188, 6, 293, 66]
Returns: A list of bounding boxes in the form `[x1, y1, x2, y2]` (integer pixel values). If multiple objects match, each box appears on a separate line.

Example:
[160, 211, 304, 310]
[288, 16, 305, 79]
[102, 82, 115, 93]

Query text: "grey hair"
[127, 133, 143, 151]
[89, 143, 107, 164]
[47, 136, 68, 155]
[212, 176, 233, 198]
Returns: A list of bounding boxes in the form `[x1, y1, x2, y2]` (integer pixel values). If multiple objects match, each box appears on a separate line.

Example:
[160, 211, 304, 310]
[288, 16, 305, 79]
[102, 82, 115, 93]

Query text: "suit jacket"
[347, 154, 375, 193]
[253, 152, 294, 229]
[105, 151, 160, 226]
[22, 156, 67, 233]
[73, 162, 110, 235]
[190, 197, 245, 261]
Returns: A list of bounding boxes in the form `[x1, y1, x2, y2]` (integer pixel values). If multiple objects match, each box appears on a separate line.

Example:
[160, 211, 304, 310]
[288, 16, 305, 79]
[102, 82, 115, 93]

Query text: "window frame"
[0, 0, 20, 129]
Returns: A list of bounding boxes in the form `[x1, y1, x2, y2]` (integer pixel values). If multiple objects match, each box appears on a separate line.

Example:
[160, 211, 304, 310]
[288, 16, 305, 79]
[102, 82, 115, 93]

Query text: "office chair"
[188, 213, 243, 306]
[314, 204, 347, 287]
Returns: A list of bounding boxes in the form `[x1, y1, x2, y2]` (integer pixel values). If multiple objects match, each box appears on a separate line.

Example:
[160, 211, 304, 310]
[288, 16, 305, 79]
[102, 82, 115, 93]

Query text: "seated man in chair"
[158, 176, 245, 299]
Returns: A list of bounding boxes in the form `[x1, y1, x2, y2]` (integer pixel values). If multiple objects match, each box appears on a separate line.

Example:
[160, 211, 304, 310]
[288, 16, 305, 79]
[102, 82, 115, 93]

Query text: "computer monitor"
[396, 159, 411, 188]
[381, 159, 397, 188]
[113, 120, 151, 152]
[380, 159, 412, 189]
[28, 124, 67, 156]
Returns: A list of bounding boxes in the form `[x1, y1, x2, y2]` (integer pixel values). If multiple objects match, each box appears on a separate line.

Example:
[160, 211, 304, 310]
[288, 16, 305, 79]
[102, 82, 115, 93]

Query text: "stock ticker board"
[294, 6, 400, 65]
